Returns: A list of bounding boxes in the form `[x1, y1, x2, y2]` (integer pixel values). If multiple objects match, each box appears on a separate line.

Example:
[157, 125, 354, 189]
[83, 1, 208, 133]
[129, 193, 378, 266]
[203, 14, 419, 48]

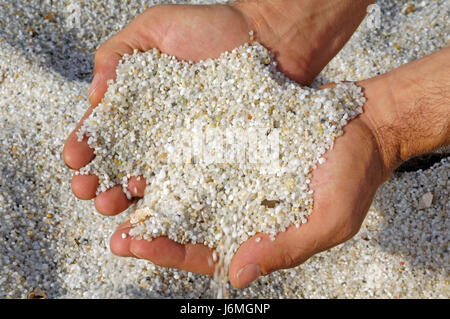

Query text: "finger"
[94, 185, 131, 216]
[71, 173, 99, 200]
[71, 172, 146, 202]
[228, 200, 345, 288]
[110, 221, 135, 257]
[88, 59, 117, 107]
[131, 237, 214, 275]
[88, 35, 137, 106]
[110, 221, 214, 275]
[228, 228, 316, 289]
[64, 38, 135, 169]
[126, 176, 147, 197]
[317, 82, 337, 90]
[317, 81, 353, 90]
[63, 109, 95, 170]
[229, 117, 372, 289]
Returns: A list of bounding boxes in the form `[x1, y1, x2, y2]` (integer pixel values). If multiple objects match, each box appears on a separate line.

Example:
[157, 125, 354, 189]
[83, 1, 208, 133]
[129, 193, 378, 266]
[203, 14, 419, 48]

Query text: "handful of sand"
[77, 42, 365, 272]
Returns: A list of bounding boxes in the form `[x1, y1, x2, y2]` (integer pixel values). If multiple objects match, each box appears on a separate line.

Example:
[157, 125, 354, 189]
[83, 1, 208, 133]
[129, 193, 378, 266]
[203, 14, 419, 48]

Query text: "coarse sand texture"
[76, 42, 365, 295]
[77, 43, 365, 245]
[0, 0, 448, 298]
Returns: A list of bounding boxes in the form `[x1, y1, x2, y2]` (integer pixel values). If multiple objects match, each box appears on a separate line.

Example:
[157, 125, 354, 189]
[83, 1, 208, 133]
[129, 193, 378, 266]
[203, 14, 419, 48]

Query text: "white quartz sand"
[0, 0, 448, 298]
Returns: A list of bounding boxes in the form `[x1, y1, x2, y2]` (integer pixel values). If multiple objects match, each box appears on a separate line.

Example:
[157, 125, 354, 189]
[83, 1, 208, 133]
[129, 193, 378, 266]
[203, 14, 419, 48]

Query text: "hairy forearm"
[361, 47, 450, 171]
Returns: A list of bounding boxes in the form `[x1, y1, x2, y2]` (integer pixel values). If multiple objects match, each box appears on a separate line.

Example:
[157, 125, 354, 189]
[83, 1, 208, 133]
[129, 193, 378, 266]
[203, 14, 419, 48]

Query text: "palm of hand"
[224, 105, 389, 287]
[63, 4, 387, 288]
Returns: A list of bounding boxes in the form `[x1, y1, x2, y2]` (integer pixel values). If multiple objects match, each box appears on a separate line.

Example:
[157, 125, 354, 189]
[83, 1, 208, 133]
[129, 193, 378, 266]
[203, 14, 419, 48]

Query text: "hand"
[63, 1, 383, 285]
[111, 47, 449, 288]
[228, 47, 450, 287]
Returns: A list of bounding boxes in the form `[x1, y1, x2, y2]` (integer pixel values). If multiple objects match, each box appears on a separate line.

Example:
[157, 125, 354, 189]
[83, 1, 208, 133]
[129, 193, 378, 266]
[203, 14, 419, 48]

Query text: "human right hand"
[228, 46, 450, 287]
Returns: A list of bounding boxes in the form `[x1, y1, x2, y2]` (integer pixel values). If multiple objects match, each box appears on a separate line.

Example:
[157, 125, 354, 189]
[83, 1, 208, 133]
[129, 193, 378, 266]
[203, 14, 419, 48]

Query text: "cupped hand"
[63, 2, 380, 287]
[228, 47, 450, 287]
[111, 78, 393, 288]
[64, 2, 321, 210]
[228, 78, 392, 287]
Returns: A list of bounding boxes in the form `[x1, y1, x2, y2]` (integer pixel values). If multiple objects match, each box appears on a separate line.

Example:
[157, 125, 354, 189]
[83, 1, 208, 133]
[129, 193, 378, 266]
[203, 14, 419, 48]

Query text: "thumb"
[87, 9, 160, 107]
[88, 38, 133, 106]
[228, 227, 316, 289]
[228, 203, 342, 288]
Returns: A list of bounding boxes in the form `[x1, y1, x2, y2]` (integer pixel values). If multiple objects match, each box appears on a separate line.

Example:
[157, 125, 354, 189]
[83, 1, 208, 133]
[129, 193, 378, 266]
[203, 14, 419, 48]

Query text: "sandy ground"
[0, 0, 448, 298]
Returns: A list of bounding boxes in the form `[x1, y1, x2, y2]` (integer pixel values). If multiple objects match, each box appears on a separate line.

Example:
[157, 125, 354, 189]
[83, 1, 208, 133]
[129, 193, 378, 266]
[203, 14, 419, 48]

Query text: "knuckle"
[279, 248, 300, 271]
[94, 45, 107, 61]
[94, 42, 113, 65]
[282, 252, 295, 269]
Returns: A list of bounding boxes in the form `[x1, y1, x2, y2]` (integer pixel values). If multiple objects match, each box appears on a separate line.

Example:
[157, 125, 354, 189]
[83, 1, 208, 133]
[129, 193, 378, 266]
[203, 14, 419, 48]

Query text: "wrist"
[359, 48, 450, 172]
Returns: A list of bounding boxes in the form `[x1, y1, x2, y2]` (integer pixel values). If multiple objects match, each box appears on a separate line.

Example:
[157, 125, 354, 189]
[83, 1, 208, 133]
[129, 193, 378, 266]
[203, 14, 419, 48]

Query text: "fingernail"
[88, 73, 101, 99]
[236, 264, 260, 287]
